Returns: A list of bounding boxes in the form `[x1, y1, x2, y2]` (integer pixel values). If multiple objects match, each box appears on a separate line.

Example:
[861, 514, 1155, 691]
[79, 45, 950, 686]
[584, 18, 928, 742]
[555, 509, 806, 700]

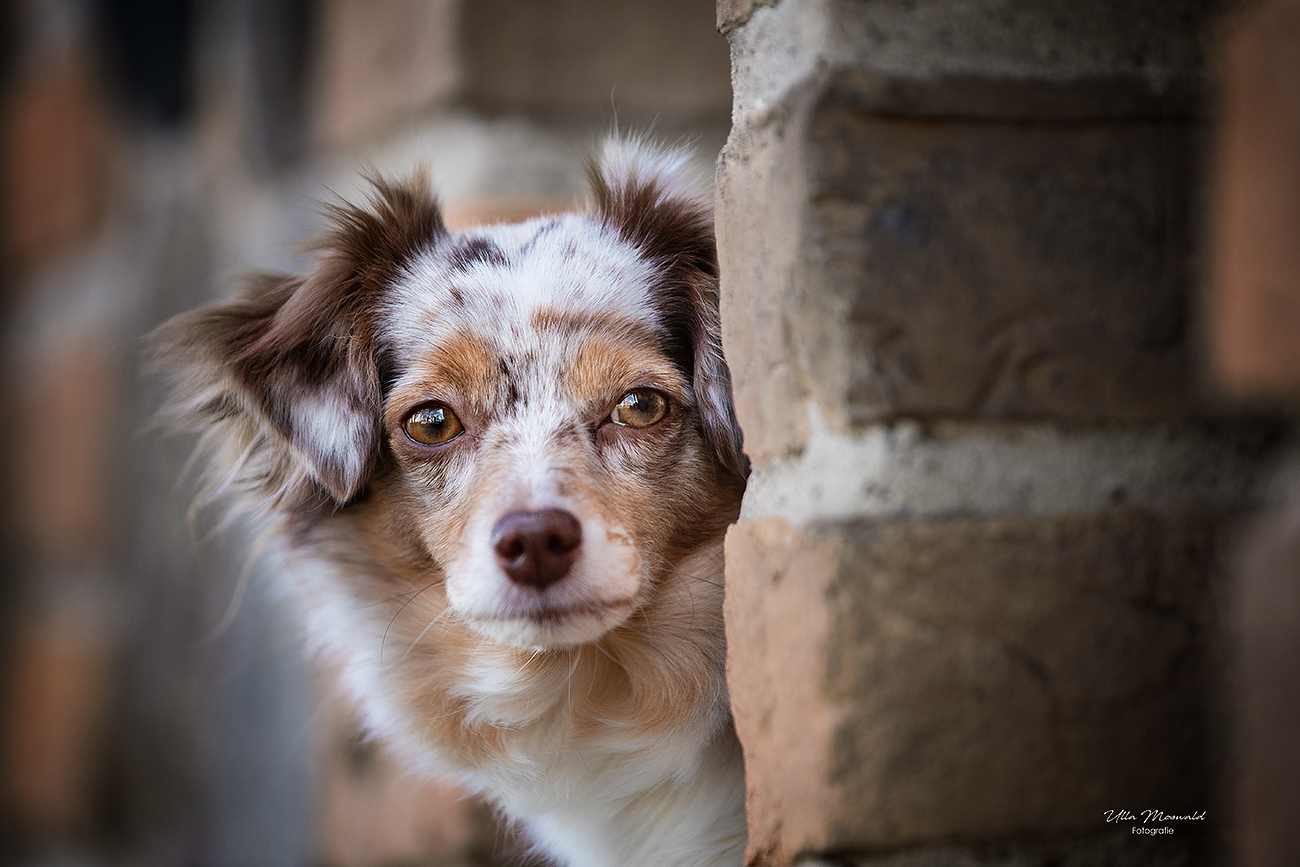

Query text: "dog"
[157, 136, 749, 867]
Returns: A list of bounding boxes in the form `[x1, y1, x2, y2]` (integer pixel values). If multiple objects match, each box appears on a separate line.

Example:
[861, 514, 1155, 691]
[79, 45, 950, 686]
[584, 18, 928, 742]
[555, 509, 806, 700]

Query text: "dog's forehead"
[385, 213, 661, 348]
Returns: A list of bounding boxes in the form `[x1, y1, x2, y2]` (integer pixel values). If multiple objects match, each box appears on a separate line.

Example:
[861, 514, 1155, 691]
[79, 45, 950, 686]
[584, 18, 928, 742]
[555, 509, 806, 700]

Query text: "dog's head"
[161, 137, 746, 650]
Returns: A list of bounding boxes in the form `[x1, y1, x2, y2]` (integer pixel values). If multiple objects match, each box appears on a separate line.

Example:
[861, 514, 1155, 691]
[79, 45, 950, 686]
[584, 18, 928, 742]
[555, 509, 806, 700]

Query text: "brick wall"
[717, 1, 1281, 864]
[0, 1, 728, 865]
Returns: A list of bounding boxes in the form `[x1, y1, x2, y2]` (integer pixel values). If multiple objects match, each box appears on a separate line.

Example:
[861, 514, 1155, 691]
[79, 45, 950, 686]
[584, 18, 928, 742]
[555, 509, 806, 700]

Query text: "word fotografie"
[1105, 809, 1207, 824]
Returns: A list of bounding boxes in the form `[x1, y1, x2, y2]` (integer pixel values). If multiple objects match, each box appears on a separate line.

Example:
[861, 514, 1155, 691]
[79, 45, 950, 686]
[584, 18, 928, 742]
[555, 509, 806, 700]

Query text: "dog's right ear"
[587, 135, 749, 482]
[156, 175, 446, 513]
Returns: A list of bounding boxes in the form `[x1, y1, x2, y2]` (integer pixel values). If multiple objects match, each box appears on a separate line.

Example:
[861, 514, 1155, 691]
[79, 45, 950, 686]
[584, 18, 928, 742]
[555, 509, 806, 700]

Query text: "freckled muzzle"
[491, 508, 583, 590]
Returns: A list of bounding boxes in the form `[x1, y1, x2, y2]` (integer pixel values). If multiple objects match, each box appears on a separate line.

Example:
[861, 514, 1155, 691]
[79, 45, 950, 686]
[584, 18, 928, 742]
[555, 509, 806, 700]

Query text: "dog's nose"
[491, 509, 583, 590]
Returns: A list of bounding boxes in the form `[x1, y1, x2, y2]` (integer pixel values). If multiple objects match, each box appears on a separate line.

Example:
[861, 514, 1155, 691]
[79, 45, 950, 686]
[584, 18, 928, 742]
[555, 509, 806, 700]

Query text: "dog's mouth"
[467, 597, 636, 648]
[509, 599, 631, 624]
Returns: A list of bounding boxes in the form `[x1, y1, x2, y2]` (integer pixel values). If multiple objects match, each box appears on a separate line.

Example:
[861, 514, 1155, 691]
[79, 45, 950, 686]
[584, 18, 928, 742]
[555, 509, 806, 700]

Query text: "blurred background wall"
[0, 1, 730, 865]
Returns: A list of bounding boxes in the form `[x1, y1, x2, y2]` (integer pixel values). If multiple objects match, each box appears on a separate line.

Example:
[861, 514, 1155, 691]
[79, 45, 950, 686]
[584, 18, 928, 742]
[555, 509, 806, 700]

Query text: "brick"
[11, 337, 119, 566]
[799, 111, 1195, 426]
[461, 0, 731, 126]
[313, 0, 461, 148]
[716, 122, 813, 461]
[718, 0, 1213, 462]
[738, 418, 1274, 527]
[2, 618, 115, 834]
[726, 0, 1212, 123]
[722, 111, 1196, 450]
[1, 53, 114, 272]
[1208, 0, 1300, 399]
[809, 69, 1199, 123]
[725, 509, 1220, 863]
[720, 112, 1197, 456]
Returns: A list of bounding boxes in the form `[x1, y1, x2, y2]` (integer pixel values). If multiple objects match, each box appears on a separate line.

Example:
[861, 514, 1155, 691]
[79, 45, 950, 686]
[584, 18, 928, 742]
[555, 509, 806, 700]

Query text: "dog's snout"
[492, 509, 583, 590]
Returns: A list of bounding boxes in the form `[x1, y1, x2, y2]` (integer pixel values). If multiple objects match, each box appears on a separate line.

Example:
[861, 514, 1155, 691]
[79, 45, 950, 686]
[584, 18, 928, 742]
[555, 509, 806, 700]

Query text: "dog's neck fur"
[292, 512, 745, 867]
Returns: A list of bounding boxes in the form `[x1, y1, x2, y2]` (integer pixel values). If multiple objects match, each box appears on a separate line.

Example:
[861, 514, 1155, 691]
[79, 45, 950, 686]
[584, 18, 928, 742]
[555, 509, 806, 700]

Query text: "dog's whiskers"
[380, 579, 438, 664]
[363, 583, 442, 610]
[591, 639, 633, 683]
[201, 523, 278, 644]
[565, 647, 581, 720]
[516, 647, 544, 676]
[399, 605, 456, 663]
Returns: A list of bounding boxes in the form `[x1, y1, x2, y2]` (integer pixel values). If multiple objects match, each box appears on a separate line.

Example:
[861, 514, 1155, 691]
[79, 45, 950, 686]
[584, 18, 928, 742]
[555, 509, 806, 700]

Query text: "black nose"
[491, 509, 583, 590]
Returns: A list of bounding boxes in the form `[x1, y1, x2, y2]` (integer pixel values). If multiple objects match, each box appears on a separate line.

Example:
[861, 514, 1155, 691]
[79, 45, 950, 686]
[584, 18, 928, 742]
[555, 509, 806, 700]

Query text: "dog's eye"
[402, 404, 464, 446]
[610, 390, 668, 428]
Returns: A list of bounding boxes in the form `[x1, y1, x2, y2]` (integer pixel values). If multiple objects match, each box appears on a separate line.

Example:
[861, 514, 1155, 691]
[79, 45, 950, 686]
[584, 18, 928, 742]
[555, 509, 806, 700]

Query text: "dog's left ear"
[587, 136, 748, 481]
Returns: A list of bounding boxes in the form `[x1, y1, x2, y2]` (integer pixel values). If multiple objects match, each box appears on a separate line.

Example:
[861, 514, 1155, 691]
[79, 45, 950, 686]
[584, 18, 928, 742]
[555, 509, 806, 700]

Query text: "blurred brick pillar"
[1210, 0, 1300, 399]
[1210, 2, 1300, 866]
[0, 18, 122, 849]
[717, 1, 1269, 863]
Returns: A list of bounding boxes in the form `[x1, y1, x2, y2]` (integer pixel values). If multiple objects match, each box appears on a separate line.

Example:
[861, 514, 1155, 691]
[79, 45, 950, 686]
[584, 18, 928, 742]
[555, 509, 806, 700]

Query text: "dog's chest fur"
[159, 138, 748, 867]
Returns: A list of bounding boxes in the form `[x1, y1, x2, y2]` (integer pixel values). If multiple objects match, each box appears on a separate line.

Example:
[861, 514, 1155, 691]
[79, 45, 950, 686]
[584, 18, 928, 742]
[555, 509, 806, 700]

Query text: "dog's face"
[380, 211, 741, 648]
[163, 139, 747, 655]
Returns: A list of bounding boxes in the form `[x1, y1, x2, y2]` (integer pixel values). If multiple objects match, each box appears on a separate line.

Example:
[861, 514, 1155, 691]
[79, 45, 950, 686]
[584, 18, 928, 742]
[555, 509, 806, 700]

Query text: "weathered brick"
[721, 112, 1196, 453]
[726, 0, 1212, 122]
[726, 509, 1220, 863]
[806, 111, 1194, 426]
[718, 0, 1216, 461]
[461, 0, 731, 125]
[716, 119, 813, 461]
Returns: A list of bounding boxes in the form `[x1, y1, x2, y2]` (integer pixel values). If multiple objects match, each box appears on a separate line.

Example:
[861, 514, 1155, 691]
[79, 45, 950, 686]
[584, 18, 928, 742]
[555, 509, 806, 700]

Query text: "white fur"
[291, 390, 371, 497]
[390, 214, 663, 351]
[597, 135, 708, 210]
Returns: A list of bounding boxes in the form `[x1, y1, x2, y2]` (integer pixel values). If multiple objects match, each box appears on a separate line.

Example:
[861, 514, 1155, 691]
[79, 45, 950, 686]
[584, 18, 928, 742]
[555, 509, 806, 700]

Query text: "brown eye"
[402, 404, 464, 446]
[610, 390, 668, 428]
